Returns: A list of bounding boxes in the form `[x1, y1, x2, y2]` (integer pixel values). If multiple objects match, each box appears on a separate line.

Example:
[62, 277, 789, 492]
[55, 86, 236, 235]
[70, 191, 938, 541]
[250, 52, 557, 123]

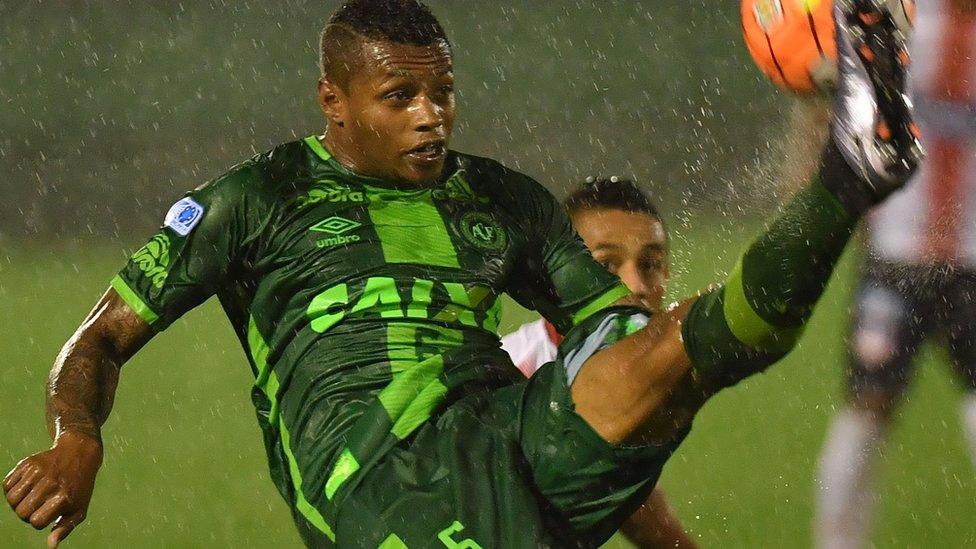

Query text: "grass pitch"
[2, 223, 974, 547]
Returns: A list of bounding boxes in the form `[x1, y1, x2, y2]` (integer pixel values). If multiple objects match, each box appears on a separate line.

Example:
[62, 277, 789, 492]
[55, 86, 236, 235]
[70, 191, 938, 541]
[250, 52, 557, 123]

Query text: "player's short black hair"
[564, 176, 663, 222]
[320, 0, 451, 87]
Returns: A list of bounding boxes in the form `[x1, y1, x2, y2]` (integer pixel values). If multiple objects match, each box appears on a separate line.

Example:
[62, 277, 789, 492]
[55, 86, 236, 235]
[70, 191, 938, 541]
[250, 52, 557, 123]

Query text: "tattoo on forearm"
[46, 336, 122, 441]
[44, 291, 151, 442]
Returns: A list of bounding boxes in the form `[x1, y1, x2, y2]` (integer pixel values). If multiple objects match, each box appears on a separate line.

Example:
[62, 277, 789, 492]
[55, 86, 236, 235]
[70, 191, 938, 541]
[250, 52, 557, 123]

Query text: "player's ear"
[318, 78, 345, 128]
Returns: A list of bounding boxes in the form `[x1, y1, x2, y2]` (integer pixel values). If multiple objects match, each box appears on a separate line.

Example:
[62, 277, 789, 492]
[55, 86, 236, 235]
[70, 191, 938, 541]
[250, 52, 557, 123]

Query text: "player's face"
[330, 40, 455, 186]
[572, 208, 669, 310]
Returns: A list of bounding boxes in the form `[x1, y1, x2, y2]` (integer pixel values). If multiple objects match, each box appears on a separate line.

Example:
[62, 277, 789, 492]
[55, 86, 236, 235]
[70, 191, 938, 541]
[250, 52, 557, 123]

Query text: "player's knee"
[849, 388, 898, 422]
[850, 319, 901, 370]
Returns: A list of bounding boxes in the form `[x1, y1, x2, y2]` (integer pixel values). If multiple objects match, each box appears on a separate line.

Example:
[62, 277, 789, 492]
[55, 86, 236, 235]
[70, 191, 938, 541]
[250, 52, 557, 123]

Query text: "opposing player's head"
[565, 177, 669, 310]
[318, 0, 454, 186]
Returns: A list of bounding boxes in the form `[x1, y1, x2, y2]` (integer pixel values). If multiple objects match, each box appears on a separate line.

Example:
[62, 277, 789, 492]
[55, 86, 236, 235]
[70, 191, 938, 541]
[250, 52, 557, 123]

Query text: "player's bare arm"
[2, 1, 923, 546]
[3, 289, 150, 547]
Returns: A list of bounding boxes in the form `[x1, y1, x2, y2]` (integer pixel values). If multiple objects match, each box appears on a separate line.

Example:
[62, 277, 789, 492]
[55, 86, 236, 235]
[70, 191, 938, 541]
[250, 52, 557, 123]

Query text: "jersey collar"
[303, 135, 333, 162]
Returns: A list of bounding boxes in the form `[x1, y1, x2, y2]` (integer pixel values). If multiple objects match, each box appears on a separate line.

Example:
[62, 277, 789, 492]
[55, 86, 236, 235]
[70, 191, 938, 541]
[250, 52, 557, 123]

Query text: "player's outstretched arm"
[3, 153, 261, 546]
[3, 288, 152, 548]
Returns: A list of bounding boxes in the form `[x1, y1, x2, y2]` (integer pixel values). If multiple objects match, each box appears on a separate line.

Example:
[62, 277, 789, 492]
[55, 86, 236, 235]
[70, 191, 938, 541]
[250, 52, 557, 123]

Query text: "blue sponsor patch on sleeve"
[164, 197, 205, 236]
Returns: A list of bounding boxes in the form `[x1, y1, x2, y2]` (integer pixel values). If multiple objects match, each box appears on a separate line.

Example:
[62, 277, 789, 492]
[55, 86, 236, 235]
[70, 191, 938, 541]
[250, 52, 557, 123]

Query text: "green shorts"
[298, 308, 689, 548]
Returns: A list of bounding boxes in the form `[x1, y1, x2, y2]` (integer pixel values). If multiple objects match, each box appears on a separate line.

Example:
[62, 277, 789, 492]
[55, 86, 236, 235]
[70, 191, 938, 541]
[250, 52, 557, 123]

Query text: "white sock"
[814, 406, 885, 549]
[960, 393, 976, 471]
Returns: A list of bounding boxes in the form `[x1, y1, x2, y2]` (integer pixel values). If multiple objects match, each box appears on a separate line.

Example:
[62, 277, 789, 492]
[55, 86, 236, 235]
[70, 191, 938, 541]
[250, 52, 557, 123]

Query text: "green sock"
[683, 140, 860, 386]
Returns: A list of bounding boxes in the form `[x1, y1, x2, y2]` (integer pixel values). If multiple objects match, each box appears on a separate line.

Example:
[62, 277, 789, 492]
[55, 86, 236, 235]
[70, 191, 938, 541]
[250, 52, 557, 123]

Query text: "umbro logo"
[310, 216, 362, 248]
[310, 216, 361, 235]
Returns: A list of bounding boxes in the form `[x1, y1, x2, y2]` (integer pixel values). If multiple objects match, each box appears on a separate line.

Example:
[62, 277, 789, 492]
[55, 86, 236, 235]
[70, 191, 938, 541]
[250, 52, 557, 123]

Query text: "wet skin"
[573, 208, 669, 311]
[572, 208, 698, 547]
[318, 40, 456, 187]
[2, 39, 460, 547]
[0, 36, 724, 548]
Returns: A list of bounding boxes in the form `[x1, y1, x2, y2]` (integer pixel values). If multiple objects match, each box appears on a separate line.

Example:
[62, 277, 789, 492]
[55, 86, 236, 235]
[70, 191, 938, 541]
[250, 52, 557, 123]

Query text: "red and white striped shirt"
[500, 319, 563, 377]
[869, 0, 976, 265]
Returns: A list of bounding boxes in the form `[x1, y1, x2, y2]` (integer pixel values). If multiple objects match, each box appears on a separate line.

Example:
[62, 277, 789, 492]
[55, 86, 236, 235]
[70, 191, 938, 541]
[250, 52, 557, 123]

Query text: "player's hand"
[3, 431, 103, 547]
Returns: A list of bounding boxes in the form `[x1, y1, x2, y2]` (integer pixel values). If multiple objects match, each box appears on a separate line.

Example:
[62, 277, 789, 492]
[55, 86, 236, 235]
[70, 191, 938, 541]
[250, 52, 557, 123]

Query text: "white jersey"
[868, 0, 976, 265]
[500, 318, 561, 378]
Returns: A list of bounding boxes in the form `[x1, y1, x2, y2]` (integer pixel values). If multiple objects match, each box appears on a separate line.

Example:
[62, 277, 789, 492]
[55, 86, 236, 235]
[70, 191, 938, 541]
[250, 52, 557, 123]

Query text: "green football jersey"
[112, 136, 627, 538]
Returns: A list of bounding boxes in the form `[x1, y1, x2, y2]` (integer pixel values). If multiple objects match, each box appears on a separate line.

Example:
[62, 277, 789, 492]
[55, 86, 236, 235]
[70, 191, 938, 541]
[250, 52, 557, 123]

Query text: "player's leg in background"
[815, 261, 924, 549]
[961, 392, 976, 471]
[940, 268, 976, 470]
[619, 487, 697, 549]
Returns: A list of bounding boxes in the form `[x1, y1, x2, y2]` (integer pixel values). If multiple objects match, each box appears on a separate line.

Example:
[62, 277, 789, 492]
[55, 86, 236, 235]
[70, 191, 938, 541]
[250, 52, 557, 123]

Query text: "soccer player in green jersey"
[4, 1, 921, 547]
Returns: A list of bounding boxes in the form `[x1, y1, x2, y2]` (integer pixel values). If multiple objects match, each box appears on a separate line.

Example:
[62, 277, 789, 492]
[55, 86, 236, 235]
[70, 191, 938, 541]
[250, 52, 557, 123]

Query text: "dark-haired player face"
[331, 40, 455, 185]
[572, 208, 669, 310]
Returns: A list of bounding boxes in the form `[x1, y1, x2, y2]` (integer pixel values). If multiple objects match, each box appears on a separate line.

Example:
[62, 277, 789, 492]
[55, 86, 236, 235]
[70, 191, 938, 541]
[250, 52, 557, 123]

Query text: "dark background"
[0, 0, 785, 240]
[5, 2, 973, 547]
